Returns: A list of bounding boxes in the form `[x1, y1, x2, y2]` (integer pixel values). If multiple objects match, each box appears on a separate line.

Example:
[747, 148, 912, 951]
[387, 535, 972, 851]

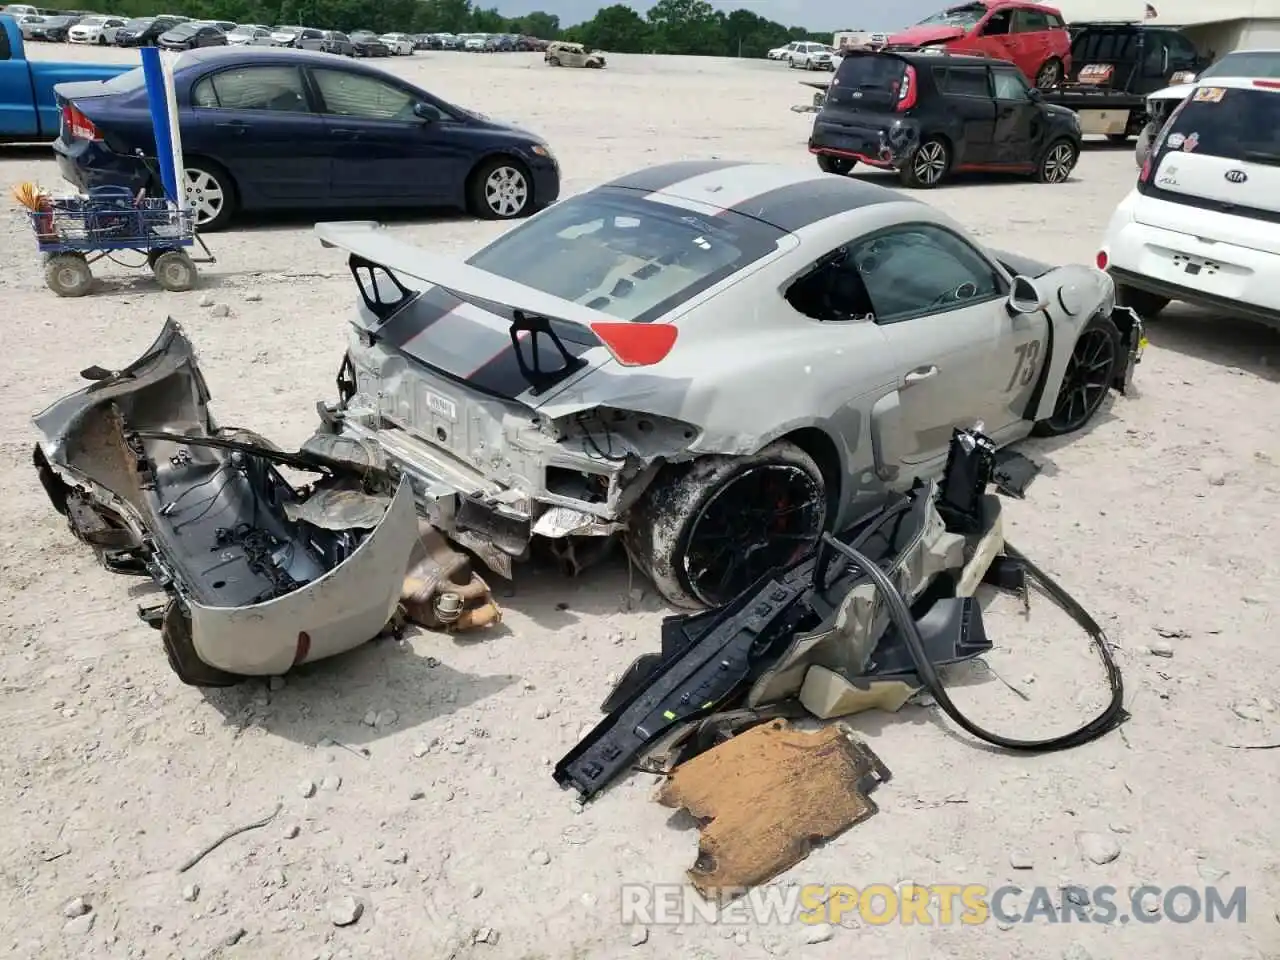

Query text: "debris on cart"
[656, 720, 890, 901]
[555, 427, 1128, 801]
[14, 181, 214, 297]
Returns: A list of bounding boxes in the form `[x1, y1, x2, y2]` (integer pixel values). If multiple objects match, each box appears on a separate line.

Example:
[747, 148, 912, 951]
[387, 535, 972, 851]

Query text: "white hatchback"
[1099, 77, 1280, 331]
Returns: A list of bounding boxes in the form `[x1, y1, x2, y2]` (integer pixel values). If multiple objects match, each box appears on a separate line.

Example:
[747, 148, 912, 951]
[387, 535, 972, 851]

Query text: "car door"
[967, 7, 1015, 63]
[933, 65, 996, 163]
[308, 67, 464, 204]
[189, 64, 330, 204]
[851, 222, 1037, 469]
[990, 68, 1040, 165]
[1008, 7, 1051, 81]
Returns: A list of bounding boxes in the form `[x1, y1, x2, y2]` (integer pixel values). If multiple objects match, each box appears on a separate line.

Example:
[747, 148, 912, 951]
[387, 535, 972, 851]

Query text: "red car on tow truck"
[886, 0, 1073, 88]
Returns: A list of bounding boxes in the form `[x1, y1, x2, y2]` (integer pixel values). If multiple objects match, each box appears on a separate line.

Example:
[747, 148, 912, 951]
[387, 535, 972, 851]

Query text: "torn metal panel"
[656, 720, 891, 901]
[31, 319, 420, 686]
[190, 478, 418, 676]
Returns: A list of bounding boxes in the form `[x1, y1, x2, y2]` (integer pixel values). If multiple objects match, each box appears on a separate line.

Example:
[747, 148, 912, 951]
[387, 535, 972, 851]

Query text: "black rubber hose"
[820, 535, 1128, 752]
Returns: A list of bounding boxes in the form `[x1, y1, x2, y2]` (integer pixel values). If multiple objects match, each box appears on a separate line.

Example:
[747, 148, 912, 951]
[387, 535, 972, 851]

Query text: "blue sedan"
[52, 46, 561, 230]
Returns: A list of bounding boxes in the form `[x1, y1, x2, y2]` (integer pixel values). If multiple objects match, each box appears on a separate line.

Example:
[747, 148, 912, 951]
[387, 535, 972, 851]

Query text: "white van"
[1100, 77, 1280, 331]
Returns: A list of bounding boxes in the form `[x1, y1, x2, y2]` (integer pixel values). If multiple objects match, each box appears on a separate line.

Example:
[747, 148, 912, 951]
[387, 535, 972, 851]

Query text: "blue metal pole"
[140, 47, 178, 203]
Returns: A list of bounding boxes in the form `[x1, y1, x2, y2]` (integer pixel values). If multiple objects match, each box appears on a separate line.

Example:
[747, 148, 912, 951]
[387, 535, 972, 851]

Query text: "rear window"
[829, 53, 907, 107]
[1160, 86, 1280, 160]
[102, 66, 146, 94]
[1201, 52, 1280, 79]
[1072, 30, 1138, 63]
[465, 191, 785, 324]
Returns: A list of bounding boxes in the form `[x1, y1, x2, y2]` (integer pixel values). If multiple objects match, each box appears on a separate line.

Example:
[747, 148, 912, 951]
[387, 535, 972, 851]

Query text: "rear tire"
[1116, 284, 1169, 318]
[1035, 57, 1063, 88]
[899, 137, 949, 188]
[44, 253, 93, 297]
[182, 159, 236, 232]
[624, 441, 827, 610]
[152, 250, 197, 292]
[817, 154, 855, 176]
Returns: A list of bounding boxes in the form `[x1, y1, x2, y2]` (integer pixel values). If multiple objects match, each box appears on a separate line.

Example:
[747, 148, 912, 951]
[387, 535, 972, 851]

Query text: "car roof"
[602, 160, 917, 233]
[874, 49, 1009, 69]
[179, 45, 373, 69]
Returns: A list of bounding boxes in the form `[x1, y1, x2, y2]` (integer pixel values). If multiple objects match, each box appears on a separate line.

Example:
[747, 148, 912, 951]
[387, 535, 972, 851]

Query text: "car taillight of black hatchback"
[895, 64, 918, 111]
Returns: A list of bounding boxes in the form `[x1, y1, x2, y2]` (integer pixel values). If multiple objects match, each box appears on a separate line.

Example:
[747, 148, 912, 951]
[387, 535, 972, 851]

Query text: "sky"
[498, 0, 948, 32]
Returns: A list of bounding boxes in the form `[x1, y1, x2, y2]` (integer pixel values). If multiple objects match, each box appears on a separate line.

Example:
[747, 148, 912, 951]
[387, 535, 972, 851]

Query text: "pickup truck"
[0, 13, 129, 143]
[1038, 21, 1209, 142]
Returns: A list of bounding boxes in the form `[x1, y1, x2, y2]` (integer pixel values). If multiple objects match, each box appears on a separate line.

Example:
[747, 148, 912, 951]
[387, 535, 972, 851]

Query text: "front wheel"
[816, 154, 855, 176]
[624, 441, 828, 609]
[1032, 313, 1122, 437]
[548, 55, 560, 65]
[900, 137, 949, 188]
[1037, 138, 1078, 183]
[44, 253, 93, 297]
[468, 157, 533, 219]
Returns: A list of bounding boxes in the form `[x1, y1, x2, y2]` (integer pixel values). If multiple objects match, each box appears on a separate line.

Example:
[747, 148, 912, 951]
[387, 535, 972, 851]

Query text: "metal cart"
[27, 186, 215, 297]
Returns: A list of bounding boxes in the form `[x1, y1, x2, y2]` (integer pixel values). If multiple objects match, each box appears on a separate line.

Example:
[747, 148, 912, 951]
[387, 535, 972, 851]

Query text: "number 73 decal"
[1006, 340, 1042, 391]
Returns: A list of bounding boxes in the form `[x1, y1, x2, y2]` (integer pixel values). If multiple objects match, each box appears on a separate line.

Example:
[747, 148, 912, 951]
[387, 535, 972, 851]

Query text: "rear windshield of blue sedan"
[465, 191, 785, 323]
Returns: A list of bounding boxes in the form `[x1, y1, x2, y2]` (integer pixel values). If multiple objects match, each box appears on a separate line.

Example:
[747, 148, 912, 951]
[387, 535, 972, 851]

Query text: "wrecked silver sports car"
[32, 320, 419, 686]
[311, 160, 1143, 609]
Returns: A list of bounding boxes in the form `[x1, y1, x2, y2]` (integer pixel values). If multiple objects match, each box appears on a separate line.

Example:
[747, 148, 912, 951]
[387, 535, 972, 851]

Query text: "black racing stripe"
[466, 333, 595, 397]
[604, 159, 752, 194]
[377, 286, 461, 349]
[726, 176, 916, 232]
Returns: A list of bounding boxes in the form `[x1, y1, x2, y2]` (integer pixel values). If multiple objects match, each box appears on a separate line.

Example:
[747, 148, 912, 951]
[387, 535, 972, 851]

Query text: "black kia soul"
[809, 50, 1084, 188]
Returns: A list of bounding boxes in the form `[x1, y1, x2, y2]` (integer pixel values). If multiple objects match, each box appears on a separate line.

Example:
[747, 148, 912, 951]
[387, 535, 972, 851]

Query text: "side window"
[195, 66, 310, 112]
[312, 69, 417, 121]
[992, 69, 1030, 100]
[1167, 33, 1198, 66]
[333, 33, 349, 43]
[0, 27, 10, 61]
[980, 10, 1012, 35]
[946, 66, 991, 97]
[851, 225, 1006, 324]
[784, 247, 877, 324]
[1044, 13, 1064, 29]
[1013, 9, 1050, 32]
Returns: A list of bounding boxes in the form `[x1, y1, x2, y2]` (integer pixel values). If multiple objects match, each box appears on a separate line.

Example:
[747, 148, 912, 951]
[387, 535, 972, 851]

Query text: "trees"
[84, 0, 829, 55]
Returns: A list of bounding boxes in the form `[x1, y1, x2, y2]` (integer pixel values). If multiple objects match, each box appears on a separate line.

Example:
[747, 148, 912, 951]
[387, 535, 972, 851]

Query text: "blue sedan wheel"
[469, 159, 531, 220]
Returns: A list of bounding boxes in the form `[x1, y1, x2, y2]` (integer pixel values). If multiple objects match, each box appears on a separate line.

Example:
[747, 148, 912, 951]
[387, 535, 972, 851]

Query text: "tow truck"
[1038, 20, 1208, 141]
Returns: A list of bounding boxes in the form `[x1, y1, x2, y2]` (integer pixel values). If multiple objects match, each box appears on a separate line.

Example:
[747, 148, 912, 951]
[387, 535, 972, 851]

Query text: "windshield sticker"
[1181, 132, 1200, 152]
[1193, 86, 1225, 102]
[1166, 132, 1185, 149]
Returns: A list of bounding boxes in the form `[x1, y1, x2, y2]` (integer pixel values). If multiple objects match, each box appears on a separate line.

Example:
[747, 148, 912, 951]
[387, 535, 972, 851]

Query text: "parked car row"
[1, 8, 551, 55]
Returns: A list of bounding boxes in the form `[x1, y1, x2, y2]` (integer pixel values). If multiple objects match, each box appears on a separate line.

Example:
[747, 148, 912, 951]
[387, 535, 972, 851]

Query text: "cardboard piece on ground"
[656, 719, 890, 901]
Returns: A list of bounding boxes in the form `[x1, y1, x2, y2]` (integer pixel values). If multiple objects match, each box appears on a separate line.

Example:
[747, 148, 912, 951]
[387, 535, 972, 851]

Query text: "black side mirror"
[412, 102, 437, 122]
[1027, 86, 1043, 101]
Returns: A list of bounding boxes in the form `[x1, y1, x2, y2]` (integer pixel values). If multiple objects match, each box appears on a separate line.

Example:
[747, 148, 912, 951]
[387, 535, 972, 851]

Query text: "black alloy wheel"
[678, 463, 825, 607]
[1043, 326, 1117, 434]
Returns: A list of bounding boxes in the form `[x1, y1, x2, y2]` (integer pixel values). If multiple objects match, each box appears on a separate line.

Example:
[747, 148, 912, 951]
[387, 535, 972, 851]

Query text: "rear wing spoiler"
[313, 220, 676, 367]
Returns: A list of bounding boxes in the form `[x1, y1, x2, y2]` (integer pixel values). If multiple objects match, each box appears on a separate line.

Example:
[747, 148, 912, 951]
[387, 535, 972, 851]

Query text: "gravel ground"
[2, 43, 1279, 960]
